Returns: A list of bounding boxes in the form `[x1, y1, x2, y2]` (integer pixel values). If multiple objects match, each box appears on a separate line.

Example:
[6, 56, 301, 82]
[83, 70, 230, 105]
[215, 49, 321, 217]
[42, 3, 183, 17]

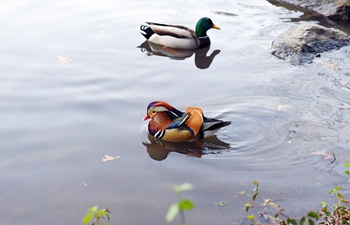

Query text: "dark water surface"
[1, 0, 350, 224]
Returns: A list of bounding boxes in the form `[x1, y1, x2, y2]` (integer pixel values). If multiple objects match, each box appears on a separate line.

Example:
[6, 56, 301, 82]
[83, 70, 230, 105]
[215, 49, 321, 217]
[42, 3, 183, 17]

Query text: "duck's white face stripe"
[152, 106, 169, 112]
[151, 106, 180, 117]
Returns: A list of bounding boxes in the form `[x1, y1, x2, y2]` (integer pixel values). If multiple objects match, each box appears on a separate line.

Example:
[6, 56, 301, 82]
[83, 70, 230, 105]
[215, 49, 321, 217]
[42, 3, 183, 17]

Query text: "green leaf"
[178, 199, 195, 211]
[286, 218, 297, 225]
[337, 193, 345, 200]
[245, 203, 250, 212]
[300, 216, 316, 225]
[344, 163, 350, 167]
[341, 198, 349, 203]
[334, 186, 342, 191]
[101, 223, 110, 225]
[344, 170, 350, 175]
[321, 201, 327, 208]
[307, 211, 319, 219]
[171, 183, 193, 193]
[165, 203, 179, 222]
[252, 191, 258, 201]
[90, 206, 98, 212]
[172, 185, 181, 193]
[308, 218, 315, 225]
[328, 189, 334, 195]
[82, 213, 93, 225]
[178, 183, 194, 192]
[246, 214, 254, 220]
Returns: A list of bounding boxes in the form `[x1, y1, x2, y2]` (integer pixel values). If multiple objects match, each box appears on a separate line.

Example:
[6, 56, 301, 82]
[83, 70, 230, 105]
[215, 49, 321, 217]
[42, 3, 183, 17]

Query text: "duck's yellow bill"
[212, 24, 221, 30]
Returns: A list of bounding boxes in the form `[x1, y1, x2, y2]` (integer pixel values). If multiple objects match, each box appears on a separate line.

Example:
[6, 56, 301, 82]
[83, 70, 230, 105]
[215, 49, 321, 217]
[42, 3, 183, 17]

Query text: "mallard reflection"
[138, 41, 220, 69]
[143, 134, 230, 161]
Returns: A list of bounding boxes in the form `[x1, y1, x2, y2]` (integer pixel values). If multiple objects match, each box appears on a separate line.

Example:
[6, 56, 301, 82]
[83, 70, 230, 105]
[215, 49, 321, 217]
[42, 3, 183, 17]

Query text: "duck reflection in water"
[143, 134, 230, 161]
[138, 41, 221, 69]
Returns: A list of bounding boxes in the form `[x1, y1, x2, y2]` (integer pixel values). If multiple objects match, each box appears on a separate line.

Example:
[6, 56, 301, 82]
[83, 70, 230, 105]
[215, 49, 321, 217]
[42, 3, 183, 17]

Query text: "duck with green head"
[139, 17, 220, 50]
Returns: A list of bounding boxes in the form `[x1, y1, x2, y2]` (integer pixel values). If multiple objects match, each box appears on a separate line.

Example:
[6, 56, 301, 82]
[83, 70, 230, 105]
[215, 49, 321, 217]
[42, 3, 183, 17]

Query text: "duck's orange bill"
[143, 115, 150, 121]
[212, 24, 221, 30]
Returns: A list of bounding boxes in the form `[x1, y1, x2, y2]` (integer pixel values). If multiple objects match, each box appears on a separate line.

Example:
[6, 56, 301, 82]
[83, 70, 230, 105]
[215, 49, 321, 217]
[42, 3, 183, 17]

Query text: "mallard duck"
[139, 17, 220, 50]
[143, 101, 231, 142]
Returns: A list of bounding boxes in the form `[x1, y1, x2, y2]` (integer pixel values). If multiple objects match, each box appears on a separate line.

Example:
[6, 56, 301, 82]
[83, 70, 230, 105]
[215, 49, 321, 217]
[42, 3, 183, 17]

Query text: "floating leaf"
[165, 203, 179, 222]
[344, 163, 350, 168]
[102, 155, 120, 162]
[56, 55, 72, 63]
[277, 105, 286, 111]
[218, 201, 227, 206]
[321, 61, 340, 70]
[311, 150, 332, 160]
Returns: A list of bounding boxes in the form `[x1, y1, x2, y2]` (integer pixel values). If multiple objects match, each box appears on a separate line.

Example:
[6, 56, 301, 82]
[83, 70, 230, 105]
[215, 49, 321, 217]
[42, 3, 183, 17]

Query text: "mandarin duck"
[143, 101, 231, 142]
[139, 17, 220, 50]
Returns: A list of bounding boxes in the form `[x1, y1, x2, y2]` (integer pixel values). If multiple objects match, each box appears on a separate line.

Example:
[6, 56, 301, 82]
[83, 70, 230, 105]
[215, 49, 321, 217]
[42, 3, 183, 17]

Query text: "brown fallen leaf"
[56, 55, 72, 63]
[277, 105, 286, 111]
[321, 62, 340, 70]
[311, 150, 332, 160]
[102, 155, 121, 162]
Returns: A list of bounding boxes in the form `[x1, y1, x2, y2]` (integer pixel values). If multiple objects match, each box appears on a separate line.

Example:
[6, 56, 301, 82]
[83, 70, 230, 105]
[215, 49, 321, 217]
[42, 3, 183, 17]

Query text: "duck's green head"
[195, 17, 220, 37]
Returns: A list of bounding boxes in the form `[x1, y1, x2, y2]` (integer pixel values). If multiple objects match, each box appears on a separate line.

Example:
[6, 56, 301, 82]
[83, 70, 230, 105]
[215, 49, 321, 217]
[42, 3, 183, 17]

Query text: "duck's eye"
[152, 110, 156, 114]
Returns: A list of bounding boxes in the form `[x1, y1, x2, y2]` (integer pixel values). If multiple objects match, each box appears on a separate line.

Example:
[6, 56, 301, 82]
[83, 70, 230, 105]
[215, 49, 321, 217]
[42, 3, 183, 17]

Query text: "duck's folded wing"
[166, 114, 190, 129]
[146, 22, 195, 39]
[185, 107, 204, 136]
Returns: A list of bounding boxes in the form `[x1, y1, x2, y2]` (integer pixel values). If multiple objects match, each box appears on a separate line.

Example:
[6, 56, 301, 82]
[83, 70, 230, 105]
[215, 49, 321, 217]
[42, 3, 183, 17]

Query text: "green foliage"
[172, 183, 194, 193]
[246, 214, 255, 224]
[82, 206, 110, 225]
[166, 183, 195, 224]
[344, 163, 350, 180]
[240, 176, 350, 225]
[252, 181, 259, 201]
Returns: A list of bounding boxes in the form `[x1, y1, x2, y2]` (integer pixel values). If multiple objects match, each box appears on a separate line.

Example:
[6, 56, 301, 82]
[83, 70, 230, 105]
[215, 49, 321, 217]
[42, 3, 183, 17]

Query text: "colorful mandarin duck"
[139, 17, 220, 50]
[143, 101, 231, 142]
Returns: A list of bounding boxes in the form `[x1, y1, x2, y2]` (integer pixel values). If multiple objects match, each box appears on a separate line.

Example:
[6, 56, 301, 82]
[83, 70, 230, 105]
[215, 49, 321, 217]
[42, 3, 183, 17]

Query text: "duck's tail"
[200, 118, 231, 139]
[139, 25, 154, 40]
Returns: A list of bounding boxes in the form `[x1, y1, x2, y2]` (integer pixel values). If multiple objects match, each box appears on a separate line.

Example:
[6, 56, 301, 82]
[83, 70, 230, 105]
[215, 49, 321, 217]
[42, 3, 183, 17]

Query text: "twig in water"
[331, 152, 336, 163]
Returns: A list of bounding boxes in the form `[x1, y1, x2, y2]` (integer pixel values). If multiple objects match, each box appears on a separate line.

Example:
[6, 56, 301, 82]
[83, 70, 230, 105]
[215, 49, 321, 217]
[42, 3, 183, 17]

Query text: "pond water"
[1, 0, 350, 224]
